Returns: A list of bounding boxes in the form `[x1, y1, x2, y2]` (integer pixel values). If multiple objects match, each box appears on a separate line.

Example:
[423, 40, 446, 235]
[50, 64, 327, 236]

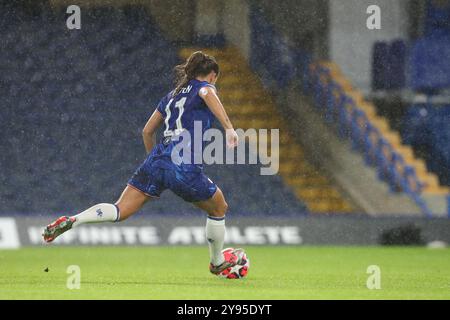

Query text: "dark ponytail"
[173, 51, 219, 96]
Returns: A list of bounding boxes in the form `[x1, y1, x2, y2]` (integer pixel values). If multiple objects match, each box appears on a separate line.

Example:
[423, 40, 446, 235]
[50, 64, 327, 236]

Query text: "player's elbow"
[142, 128, 154, 137]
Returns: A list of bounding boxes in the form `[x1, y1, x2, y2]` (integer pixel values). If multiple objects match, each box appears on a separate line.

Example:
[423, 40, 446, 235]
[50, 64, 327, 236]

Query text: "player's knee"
[222, 201, 229, 215]
[115, 201, 130, 222]
[211, 201, 228, 217]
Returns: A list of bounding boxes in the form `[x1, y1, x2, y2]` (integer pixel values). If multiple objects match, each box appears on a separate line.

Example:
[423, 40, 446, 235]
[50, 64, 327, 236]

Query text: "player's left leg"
[193, 186, 228, 218]
[193, 188, 244, 274]
[43, 186, 150, 242]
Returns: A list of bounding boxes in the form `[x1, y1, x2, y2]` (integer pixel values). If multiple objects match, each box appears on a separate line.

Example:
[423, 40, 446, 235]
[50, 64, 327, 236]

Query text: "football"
[217, 248, 250, 279]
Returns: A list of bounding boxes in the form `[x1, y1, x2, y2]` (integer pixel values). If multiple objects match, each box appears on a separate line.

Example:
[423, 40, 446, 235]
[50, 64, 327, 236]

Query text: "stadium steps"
[180, 47, 354, 213]
[324, 62, 449, 196]
[280, 90, 425, 215]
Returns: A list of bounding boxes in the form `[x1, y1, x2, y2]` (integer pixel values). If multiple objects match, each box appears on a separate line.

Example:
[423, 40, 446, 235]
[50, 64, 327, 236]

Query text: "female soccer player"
[43, 51, 243, 275]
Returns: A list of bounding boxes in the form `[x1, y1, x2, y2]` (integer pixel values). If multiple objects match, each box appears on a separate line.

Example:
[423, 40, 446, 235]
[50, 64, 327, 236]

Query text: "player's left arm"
[200, 86, 238, 148]
[142, 109, 164, 153]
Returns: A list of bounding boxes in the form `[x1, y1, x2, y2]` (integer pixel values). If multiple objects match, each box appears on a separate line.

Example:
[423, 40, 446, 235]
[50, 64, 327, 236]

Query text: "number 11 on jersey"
[163, 97, 187, 137]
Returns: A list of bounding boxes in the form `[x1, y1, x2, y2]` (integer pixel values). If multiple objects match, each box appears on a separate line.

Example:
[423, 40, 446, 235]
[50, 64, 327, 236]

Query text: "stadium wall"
[253, 0, 329, 59]
[328, 0, 409, 93]
[50, 0, 194, 41]
[195, 0, 221, 36]
[193, 0, 251, 58]
[222, 0, 251, 59]
[50, 0, 251, 50]
[254, 0, 411, 93]
[49, 0, 413, 83]
[1, 216, 450, 248]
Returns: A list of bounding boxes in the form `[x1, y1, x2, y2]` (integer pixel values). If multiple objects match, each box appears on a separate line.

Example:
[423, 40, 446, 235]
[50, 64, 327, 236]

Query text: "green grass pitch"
[1, 246, 449, 299]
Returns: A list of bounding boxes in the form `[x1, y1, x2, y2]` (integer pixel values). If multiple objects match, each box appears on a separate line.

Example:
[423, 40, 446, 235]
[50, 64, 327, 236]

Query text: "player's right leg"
[43, 186, 150, 243]
[43, 153, 162, 243]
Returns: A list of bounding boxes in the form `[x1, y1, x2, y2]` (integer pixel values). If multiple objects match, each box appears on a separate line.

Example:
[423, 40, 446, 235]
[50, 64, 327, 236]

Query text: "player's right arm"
[142, 109, 164, 153]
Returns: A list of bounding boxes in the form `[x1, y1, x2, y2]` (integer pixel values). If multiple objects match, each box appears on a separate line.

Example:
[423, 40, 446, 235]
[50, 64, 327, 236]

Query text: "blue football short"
[127, 156, 217, 203]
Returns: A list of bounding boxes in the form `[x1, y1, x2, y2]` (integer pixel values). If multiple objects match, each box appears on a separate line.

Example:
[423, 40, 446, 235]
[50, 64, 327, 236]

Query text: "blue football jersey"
[151, 79, 216, 171]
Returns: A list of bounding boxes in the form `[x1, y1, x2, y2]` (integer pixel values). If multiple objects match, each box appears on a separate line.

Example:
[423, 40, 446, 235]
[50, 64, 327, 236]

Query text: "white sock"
[206, 216, 226, 266]
[71, 203, 120, 228]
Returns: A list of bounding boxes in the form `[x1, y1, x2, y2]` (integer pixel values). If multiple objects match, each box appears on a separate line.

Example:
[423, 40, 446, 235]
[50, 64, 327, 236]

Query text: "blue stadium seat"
[249, 6, 297, 90]
[410, 37, 450, 92]
[389, 40, 407, 90]
[424, 0, 450, 38]
[372, 41, 390, 90]
[372, 40, 407, 91]
[401, 104, 450, 185]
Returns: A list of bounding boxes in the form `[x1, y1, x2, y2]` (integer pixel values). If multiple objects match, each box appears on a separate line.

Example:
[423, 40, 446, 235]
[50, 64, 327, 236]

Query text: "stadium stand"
[404, 0, 450, 190]
[306, 62, 449, 217]
[247, 3, 449, 216]
[246, 9, 353, 213]
[410, 36, 450, 92]
[249, 10, 298, 90]
[0, 3, 307, 216]
[372, 1, 450, 92]
[372, 40, 407, 91]
[424, 0, 450, 38]
[369, 1, 450, 191]
[402, 105, 450, 186]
